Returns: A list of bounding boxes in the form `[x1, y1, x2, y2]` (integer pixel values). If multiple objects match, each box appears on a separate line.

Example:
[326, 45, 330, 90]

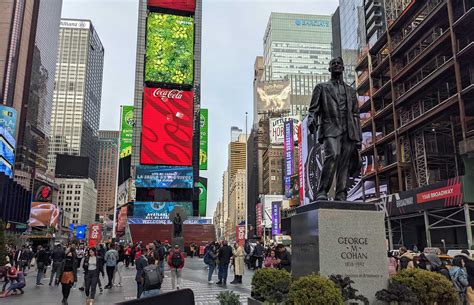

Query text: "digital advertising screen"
[135, 165, 193, 188]
[29, 202, 59, 229]
[197, 177, 207, 217]
[120, 105, 134, 158]
[199, 109, 208, 170]
[256, 80, 291, 114]
[140, 88, 194, 166]
[55, 154, 89, 178]
[145, 13, 194, 86]
[131, 201, 193, 222]
[0, 105, 17, 136]
[147, 0, 196, 12]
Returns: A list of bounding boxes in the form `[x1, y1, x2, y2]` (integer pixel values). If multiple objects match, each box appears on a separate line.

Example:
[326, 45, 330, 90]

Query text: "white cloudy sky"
[62, 0, 339, 217]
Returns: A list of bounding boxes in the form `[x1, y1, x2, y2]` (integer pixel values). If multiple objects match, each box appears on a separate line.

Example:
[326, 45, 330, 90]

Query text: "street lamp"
[441, 239, 446, 254]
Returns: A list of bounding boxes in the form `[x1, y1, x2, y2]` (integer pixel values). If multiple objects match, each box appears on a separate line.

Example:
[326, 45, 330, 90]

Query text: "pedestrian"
[35, 245, 49, 286]
[450, 255, 470, 304]
[124, 245, 131, 268]
[264, 249, 279, 269]
[156, 241, 166, 278]
[76, 245, 85, 269]
[50, 243, 65, 285]
[135, 246, 148, 299]
[231, 243, 244, 284]
[96, 245, 105, 294]
[145, 243, 157, 265]
[1, 264, 11, 292]
[387, 251, 398, 276]
[0, 267, 26, 298]
[130, 244, 136, 267]
[216, 240, 233, 286]
[83, 248, 101, 305]
[59, 248, 77, 305]
[104, 244, 118, 289]
[167, 245, 185, 290]
[398, 246, 414, 270]
[113, 244, 125, 287]
[141, 259, 162, 298]
[204, 242, 217, 284]
[276, 245, 291, 273]
[252, 241, 264, 270]
[15, 245, 28, 271]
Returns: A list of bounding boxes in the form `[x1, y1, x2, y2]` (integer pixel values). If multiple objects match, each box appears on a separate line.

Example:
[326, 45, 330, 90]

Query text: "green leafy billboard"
[197, 178, 207, 217]
[145, 13, 194, 86]
[120, 106, 134, 158]
[199, 109, 208, 170]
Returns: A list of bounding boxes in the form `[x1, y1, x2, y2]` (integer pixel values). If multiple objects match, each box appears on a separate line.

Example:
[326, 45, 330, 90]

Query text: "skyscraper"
[96, 130, 119, 219]
[0, 0, 63, 174]
[263, 12, 332, 80]
[48, 19, 104, 182]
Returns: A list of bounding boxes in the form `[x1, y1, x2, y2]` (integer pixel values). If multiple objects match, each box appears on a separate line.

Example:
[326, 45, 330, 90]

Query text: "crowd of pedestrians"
[202, 240, 292, 286]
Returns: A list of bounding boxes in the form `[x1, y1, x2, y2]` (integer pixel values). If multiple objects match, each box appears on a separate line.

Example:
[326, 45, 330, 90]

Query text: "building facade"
[48, 19, 104, 182]
[263, 12, 332, 80]
[56, 177, 97, 225]
[356, 0, 474, 249]
[96, 130, 119, 219]
[228, 169, 246, 242]
[262, 146, 284, 195]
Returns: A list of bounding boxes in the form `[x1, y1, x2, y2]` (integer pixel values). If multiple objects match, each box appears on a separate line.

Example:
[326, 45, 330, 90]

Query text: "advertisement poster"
[140, 88, 194, 166]
[298, 123, 304, 205]
[145, 13, 194, 86]
[135, 165, 193, 188]
[76, 225, 86, 240]
[197, 177, 207, 217]
[269, 115, 301, 144]
[128, 216, 212, 225]
[89, 224, 101, 247]
[256, 202, 263, 237]
[271, 201, 281, 236]
[199, 109, 208, 170]
[236, 225, 246, 246]
[255, 80, 291, 114]
[120, 105, 134, 158]
[0, 126, 15, 178]
[147, 0, 196, 12]
[284, 120, 294, 197]
[28, 172, 59, 229]
[0, 105, 17, 136]
[132, 202, 193, 219]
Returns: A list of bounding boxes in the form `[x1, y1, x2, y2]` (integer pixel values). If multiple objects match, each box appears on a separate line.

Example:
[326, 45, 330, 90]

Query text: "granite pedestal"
[291, 201, 388, 304]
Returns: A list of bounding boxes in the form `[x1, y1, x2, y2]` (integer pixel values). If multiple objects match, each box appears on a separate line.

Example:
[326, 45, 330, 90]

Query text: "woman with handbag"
[59, 248, 77, 305]
[450, 255, 470, 304]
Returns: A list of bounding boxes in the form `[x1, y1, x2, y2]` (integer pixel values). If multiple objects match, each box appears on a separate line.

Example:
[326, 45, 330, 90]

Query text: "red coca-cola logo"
[153, 88, 183, 100]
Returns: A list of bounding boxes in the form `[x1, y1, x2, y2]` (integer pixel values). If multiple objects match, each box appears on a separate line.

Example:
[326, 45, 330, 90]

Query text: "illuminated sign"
[294, 19, 330, 27]
[145, 13, 194, 86]
[0, 105, 17, 136]
[147, 0, 196, 12]
[132, 202, 193, 220]
[135, 165, 193, 188]
[140, 88, 193, 166]
[120, 105, 134, 158]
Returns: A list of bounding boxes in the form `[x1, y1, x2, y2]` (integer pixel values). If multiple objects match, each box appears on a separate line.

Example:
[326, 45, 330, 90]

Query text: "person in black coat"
[35, 245, 50, 285]
[252, 242, 264, 270]
[49, 244, 65, 285]
[276, 245, 291, 273]
[216, 241, 233, 286]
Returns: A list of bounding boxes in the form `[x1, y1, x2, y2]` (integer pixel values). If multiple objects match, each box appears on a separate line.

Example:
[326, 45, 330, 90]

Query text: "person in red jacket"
[167, 245, 184, 290]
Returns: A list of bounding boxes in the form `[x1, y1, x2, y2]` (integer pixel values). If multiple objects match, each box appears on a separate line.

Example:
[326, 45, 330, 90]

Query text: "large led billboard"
[141, 88, 194, 166]
[0, 105, 17, 136]
[147, 0, 196, 12]
[120, 105, 134, 158]
[131, 201, 193, 221]
[0, 126, 15, 178]
[256, 80, 291, 114]
[145, 13, 194, 86]
[135, 165, 193, 188]
[199, 109, 208, 170]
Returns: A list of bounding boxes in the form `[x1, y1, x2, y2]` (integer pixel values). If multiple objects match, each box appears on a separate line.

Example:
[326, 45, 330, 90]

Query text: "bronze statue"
[307, 57, 362, 201]
[172, 213, 183, 238]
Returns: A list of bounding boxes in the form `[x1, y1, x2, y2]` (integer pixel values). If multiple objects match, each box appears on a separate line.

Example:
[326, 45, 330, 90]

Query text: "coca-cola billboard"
[89, 224, 101, 247]
[140, 88, 194, 166]
[147, 0, 196, 12]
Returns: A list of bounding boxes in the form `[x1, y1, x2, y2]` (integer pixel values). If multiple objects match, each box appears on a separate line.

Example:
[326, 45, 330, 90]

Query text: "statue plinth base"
[171, 237, 184, 252]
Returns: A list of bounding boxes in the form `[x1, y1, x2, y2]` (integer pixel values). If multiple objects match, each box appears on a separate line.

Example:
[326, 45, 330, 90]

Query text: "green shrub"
[217, 291, 241, 305]
[392, 268, 459, 304]
[375, 281, 419, 304]
[329, 274, 369, 305]
[251, 268, 291, 303]
[286, 274, 344, 305]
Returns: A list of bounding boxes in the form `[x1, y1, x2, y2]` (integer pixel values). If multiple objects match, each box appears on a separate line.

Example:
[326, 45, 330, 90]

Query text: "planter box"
[247, 297, 263, 305]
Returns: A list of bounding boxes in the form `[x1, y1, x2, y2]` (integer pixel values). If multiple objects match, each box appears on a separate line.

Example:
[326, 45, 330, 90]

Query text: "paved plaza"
[5, 258, 253, 305]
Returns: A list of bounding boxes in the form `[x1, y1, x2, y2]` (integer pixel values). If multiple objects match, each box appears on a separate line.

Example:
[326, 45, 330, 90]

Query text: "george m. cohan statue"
[307, 57, 362, 201]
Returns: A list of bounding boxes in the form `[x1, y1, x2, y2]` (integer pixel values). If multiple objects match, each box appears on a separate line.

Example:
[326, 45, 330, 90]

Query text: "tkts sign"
[382, 177, 463, 217]
[140, 88, 194, 166]
[89, 224, 101, 247]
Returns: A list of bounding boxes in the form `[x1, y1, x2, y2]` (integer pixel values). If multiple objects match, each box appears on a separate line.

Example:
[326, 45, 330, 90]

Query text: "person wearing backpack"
[204, 242, 217, 284]
[104, 244, 118, 289]
[135, 246, 148, 299]
[167, 245, 185, 290]
[156, 241, 166, 278]
[141, 260, 162, 298]
[450, 256, 470, 304]
[397, 246, 414, 270]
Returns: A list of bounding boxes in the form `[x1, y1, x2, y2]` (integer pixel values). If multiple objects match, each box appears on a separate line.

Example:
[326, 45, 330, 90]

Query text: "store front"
[377, 175, 474, 251]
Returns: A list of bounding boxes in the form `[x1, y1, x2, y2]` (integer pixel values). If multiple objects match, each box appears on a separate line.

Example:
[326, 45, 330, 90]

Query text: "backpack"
[171, 252, 183, 268]
[142, 264, 162, 291]
[399, 256, 410, 270]
[203, 250, 211, 265]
